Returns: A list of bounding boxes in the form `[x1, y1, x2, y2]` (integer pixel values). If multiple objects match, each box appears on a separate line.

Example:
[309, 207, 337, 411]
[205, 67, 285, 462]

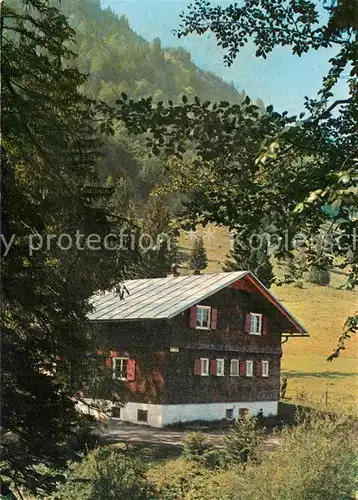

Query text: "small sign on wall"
[170, 347, 179, 352]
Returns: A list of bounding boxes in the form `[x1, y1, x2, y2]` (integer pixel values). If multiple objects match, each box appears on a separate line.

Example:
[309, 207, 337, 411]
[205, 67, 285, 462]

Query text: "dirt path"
[97, 419, 281, 453]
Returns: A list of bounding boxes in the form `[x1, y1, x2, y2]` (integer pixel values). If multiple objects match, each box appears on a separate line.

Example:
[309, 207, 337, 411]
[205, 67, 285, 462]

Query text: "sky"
[101, 0, 348, 114]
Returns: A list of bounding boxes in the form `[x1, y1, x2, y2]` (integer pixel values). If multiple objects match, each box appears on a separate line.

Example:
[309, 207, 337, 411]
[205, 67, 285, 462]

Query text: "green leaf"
[293, 202, 305, 213]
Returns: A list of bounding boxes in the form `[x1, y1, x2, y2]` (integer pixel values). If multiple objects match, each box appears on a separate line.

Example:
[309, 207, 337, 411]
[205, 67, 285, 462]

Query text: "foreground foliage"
[47, 410, 357, 499]
[1, 0, 138, 492]
[53, 447, 154, 499]
[148, 411, 357, 499]
[224, 415, 264, 466]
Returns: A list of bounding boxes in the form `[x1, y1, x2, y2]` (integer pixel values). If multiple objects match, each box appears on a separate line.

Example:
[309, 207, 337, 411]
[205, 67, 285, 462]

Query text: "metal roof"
[88, 271, 308, 334]
[88, 271, 248, 321]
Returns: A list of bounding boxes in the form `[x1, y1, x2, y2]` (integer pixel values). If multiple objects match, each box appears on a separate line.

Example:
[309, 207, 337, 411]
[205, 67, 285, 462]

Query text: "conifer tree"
[189, 236, 208, 274]
[224, 415, 264, 465]
[1, 0, 138, 492]
[142, 196, 171, 237]
[139, 196, 177, 277]
[307, 264, 331, 286]
[223, 241, 274, 288]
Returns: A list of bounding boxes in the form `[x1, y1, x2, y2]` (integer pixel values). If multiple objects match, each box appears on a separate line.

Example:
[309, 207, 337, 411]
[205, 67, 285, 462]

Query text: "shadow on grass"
[278, 401, 314, 425]
[281, 371, 357, 378]
[107, 440, 182, 462]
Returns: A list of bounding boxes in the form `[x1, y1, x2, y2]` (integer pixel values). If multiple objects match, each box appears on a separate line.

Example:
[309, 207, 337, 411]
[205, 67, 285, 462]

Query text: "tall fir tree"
[138, 196, 177, 278]
[1, 0, 138, 493]
[189, 236, 208, 274]
[223, 241, 274, 289]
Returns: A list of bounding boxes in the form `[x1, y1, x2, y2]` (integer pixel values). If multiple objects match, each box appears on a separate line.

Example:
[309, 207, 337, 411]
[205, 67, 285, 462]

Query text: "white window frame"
[196, 305, 211, 330]
[216, 359, 225, 376]
[112, 357, 129, 381]
[262, 360, 269, 377]
[249, 313, 262, 335]
[200, 358, 209, 376]
[230, 359, 240, 377]
[246, 360, 253, 377]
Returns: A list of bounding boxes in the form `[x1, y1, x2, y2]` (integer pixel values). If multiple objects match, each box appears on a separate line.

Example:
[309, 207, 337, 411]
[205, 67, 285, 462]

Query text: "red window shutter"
[211, 308, 218, 329]
[209, 359, 217, 375]
[239, 360, 246, 376]
[126, 359, 136, 381]
[105, 358, 112, 369]
[245, 313, 251, 334]
[256, 361, 262, 377]
[194, 358, 201, 375]
[190, 306, 197, 328]
[262, 316, 269, 335]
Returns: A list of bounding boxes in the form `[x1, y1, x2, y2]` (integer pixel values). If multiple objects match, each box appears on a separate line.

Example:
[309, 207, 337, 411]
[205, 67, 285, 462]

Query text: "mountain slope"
[55, 0, 258, 208]
[59, 0, 251, 106]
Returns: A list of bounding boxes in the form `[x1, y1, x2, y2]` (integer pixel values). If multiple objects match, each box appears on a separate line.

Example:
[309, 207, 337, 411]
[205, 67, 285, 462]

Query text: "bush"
[53, 446, 154, 499]
[182, 432, 211, 461]
[307, 265, 330, 286]
[224, 410, 358, 500]
[147, 458, 223, 499]
[148, 411, 357, 499]
[182, 432, 224, 469]
[224, 415, 264, 466]
[200, 449, 226, 469]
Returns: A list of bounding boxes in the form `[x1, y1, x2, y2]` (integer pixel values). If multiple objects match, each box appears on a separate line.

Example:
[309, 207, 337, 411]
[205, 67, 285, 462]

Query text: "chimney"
[170, 262, 180, 277]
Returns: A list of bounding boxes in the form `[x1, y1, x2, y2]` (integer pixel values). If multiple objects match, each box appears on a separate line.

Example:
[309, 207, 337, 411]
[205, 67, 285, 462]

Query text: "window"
[262, 360, 269, 377]
[250, 313, 262, 335]
[196, 305, 211, 329]
[200, 358, 209, 376]
[226, 408, 234, 420]
[112, 407, 121, 418]
[246, 360, 253, 377]
[216, 359, 225, 376]
[137, 409, 148, 422]
[112, 357, 128, 380]
[230, 359, 240, 376]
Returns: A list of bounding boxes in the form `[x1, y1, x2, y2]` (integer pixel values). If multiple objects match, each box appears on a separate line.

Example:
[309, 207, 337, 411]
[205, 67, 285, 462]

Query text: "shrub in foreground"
[224, 415, 264, 466]
[182, 432, 224, 469]
[147, 458, 221, 500]
[307, 265, 330, 286]
[225, 410, 358, 499]
[53, 446, 154, 499]
[149, 410, 357, 499]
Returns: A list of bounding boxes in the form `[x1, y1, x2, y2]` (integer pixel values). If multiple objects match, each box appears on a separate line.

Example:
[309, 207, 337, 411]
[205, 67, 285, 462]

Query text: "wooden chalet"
[88, 271, 308, 427]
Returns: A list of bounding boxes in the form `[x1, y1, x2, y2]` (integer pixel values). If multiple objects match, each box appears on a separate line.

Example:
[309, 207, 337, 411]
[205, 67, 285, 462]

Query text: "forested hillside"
[56, 0, 257, 209]
[61, 0, 249, 104]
